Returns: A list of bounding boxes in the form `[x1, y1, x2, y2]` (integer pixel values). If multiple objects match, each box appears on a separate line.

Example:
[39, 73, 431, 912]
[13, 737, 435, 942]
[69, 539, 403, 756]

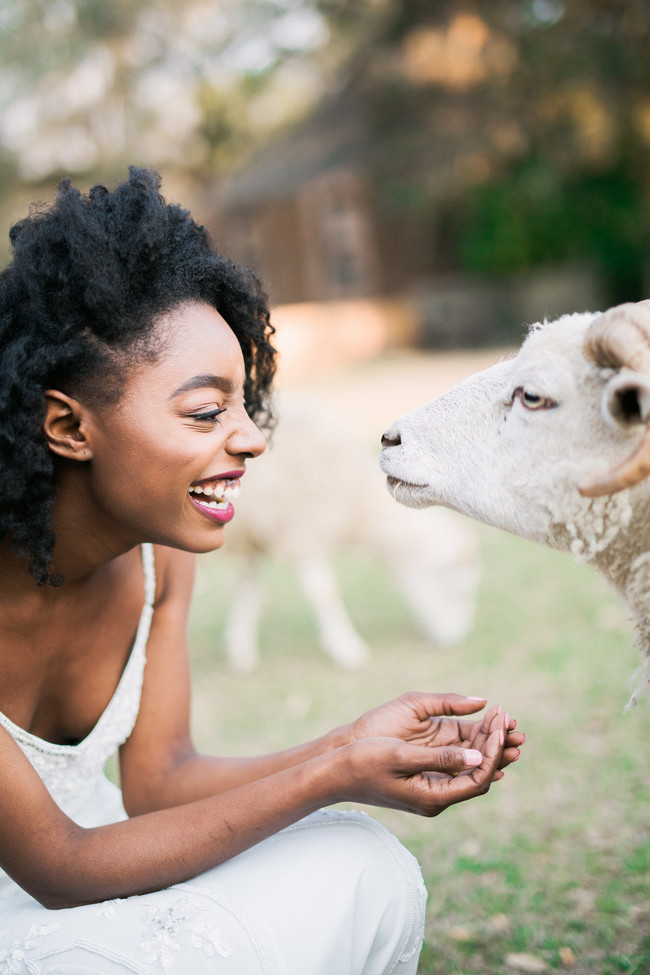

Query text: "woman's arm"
[0, 710, 506, 910]
[0, 546, 516, 910]
[118, 547, 354, 814]
[118, 548, 523, 815]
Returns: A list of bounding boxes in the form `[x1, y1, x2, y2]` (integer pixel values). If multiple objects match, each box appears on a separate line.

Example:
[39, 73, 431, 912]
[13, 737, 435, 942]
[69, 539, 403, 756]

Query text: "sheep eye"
[513, 387, 557, 411]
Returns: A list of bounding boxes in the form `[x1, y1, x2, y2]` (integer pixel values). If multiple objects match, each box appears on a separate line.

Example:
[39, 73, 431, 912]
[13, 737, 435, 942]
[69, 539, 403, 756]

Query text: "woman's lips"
[191, 469, 245, 487]
[189, 495, 235, 524]
[188, 470, 244, 525]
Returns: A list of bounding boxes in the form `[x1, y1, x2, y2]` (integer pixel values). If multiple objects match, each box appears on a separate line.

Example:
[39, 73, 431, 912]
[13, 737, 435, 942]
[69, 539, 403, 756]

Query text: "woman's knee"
[284, 810, 427, 972]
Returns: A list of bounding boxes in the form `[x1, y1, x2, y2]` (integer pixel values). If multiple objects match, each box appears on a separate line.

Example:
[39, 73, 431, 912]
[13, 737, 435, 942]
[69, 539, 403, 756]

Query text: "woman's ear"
[43, 390, 93, 461]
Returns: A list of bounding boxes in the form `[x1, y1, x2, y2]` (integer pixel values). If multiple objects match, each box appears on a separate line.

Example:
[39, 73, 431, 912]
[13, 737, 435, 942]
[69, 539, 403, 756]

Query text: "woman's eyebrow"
[170, 374, 236, 398]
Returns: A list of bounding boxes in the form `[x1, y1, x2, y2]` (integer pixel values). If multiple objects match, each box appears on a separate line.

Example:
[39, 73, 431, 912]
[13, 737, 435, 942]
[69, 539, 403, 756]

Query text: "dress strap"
[141, 542, 156, 607]
[0, 542, 158, 764]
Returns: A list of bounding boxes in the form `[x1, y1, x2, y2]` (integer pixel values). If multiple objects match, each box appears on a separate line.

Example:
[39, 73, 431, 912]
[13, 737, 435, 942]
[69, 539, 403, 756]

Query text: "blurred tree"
[332, 0, 650, 300]
[0, 0, 331, 252]
[0, 0, 648, 299]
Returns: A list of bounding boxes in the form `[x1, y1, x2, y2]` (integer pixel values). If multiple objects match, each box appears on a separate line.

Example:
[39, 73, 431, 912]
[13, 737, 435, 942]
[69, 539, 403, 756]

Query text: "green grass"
[188, 524, 650, 975]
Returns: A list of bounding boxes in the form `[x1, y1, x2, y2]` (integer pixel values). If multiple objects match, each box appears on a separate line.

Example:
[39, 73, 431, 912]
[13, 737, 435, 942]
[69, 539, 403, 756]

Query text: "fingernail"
[499, 729, 504, 745]
[464, 749, 483, 766]
[496, 704, 502, 715]
[466, 696, 486, 701]
[505, 712, 510, 727]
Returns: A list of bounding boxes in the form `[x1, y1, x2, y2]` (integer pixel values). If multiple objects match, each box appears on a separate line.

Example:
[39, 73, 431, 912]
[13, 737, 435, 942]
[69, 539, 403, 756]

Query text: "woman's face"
[77, 300, 267, 553]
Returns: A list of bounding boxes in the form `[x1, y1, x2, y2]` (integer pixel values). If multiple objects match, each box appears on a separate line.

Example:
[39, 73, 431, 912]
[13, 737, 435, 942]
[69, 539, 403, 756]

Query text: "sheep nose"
[381, 429, 401, 447]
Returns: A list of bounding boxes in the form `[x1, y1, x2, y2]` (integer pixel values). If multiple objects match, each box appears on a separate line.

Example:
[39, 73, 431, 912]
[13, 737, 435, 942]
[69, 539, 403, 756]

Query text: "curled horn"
[579, 299, 650, 497]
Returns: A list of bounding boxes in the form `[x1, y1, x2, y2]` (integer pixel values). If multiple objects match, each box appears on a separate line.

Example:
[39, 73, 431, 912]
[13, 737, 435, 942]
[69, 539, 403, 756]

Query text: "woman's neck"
[45, 466, 143, 585]
[0, 537, 136, 605]
[0, 466, 141, 597]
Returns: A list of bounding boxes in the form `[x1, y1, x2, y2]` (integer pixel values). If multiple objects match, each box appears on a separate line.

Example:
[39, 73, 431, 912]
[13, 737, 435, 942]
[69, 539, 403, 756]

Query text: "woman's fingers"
[377, 697, 525, 780]
[376, 725, 511, 816]
[406, 724, 504, 781]
[408, 692, 488, 718]
[457, 704, 504, 747]
[470, 704, 504, 743]
[483, 711, 524, 770]
[451, 711, 525, 752]
[499, 747, 520, 769]
[500, 731, 526, 768]
[506, 730, 526, 746]
[435, 728, 505, 801]
[411, 745, 484, 776]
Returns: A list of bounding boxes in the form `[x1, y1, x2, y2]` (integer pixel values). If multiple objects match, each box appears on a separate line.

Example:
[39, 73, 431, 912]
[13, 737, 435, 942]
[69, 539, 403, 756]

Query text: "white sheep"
[220, 395, 480, 670]
[380, 300, 650, 706]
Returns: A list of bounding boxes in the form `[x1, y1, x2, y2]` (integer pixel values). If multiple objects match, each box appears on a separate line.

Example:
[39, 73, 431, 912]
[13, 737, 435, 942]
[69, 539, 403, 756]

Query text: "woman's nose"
[229, 412, 267, 458]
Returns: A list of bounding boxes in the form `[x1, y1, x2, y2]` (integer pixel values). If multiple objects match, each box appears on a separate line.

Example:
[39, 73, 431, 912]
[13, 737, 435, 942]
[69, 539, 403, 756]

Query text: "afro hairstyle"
[0, 166, 276, 585]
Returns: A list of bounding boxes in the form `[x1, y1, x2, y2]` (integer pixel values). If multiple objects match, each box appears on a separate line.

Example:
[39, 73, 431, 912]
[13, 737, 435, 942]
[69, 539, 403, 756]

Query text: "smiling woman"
[0, 168, 276, 585]
[0, 168, 523, 975]
[45, 300, 268, 555]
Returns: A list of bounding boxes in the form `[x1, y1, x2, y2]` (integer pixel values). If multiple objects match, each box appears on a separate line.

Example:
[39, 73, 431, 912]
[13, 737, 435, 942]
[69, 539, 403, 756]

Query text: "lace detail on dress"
[139, 894, 234, 970]
[0, 544, 156, 811]
[0, 921, 62, 974]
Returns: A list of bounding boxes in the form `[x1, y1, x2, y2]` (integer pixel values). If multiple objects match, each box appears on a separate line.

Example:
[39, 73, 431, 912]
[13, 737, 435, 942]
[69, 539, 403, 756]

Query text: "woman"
[0, 168, 524, 974]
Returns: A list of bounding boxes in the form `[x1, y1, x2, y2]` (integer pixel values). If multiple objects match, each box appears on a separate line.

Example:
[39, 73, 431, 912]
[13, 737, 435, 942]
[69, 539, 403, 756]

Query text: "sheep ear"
[579, 369, 650, 496]
[602, 369, 650, 428]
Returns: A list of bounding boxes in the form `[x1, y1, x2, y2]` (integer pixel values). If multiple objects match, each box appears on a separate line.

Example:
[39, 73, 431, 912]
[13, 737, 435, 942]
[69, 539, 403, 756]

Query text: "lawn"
[187, 349, 650, 975]
[189, 523, 649, 975]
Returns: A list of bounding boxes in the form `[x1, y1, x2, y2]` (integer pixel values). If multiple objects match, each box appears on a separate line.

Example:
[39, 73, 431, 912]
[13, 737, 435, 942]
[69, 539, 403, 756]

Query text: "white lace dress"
[0, 545, 426, 975]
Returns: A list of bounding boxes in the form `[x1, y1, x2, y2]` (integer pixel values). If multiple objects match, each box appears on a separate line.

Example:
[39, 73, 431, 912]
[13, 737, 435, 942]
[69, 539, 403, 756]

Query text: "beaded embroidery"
[139, 894, 233, 969]
[0, 922, 61, 975]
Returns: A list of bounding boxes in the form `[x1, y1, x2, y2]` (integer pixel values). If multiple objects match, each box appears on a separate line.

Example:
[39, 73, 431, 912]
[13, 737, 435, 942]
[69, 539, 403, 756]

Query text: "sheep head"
[579, 300, 650, 497]
[380, 303, 650, 703]
[379, 309, 648, 561]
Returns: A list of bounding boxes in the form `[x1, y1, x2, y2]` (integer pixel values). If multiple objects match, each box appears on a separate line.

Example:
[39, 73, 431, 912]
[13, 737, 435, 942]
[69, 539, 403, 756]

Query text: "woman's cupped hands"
[335, 693, 526, 818]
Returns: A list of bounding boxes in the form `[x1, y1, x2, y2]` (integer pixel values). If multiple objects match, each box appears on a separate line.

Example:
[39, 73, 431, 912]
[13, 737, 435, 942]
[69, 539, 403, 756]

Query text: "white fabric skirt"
[0, 809, 426, 975]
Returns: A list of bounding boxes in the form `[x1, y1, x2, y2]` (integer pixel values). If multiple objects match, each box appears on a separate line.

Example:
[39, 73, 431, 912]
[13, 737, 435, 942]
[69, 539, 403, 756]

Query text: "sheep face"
[380, 311, 645, 561]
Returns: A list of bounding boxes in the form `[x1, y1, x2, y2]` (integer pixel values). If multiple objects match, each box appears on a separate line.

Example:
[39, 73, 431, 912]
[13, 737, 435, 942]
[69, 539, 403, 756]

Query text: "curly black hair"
[0, 166, 276, 586]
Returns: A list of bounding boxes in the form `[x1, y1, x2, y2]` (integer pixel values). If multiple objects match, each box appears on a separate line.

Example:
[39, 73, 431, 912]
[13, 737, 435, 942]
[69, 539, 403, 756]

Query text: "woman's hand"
[346, 692, 525, 775]
[336, 702, 510, 817]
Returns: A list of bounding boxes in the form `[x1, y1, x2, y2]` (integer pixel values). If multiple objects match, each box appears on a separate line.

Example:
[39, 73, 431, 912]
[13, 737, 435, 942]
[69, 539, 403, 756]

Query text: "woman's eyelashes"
[189, 407, 227, 423]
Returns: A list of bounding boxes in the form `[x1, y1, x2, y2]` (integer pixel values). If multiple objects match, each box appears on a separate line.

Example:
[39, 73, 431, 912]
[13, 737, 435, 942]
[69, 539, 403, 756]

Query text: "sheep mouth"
[386, 475, 433, 507]
[387, 474, 427, 491]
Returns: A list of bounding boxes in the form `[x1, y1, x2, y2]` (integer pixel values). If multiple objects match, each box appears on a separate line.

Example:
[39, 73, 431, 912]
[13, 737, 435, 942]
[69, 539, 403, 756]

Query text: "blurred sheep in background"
[221, 395, 480, 670]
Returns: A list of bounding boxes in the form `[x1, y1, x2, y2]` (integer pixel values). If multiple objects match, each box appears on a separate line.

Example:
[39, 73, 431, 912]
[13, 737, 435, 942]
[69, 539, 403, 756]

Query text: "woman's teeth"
[189, 481, 240, 508]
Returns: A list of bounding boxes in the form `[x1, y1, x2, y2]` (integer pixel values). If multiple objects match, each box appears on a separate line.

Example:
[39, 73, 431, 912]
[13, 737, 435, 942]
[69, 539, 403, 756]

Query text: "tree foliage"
[0, 0, 648, 298]
[338, 0, 650, 298]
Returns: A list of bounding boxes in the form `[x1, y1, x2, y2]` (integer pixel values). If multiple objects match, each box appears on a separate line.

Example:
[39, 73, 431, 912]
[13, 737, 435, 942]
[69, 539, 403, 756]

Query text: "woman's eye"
[190, 407, 227, 423]
[513, 387, 557, 411]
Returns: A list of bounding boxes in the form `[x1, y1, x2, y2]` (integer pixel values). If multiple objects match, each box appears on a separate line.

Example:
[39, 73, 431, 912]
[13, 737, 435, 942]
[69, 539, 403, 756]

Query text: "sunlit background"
[2, 0, 649, 341]
[2, 2, 649, 972]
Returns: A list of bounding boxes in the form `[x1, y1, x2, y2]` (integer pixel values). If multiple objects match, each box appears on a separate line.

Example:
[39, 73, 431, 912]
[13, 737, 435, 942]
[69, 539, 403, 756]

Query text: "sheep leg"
[388, 556, 479, 647]
[295, 555, 370, 668]
[225, 555, 263, 671]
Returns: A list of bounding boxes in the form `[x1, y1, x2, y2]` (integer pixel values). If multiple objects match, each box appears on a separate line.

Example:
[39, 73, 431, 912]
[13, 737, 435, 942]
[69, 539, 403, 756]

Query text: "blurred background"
[2, 0, 650, 349]
[3, 1, 649, 972]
